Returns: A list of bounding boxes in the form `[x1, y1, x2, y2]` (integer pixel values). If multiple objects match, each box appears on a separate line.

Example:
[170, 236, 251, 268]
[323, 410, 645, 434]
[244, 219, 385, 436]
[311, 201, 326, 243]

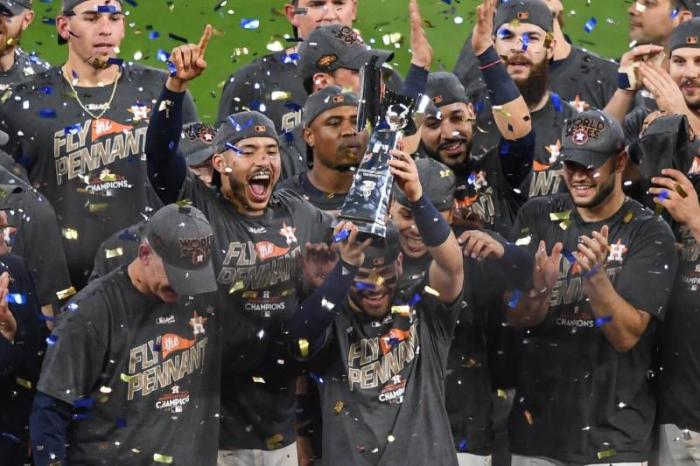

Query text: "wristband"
[409, 195, 451, 247]
[477, 46, 521, 106]
[617, 65, 639, 91]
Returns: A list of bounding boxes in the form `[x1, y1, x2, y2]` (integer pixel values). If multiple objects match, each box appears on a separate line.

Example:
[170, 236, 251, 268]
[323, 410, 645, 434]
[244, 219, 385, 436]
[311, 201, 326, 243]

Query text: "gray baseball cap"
[393, 158, 456, 211]
[197, 111, 279, 161]
[145, 204, 217, 296]
[0, 0, 31, 16]
[425, 72, 470, 109]
[494, 0, 554, 34]
[303, 85, 360, 128]
[181, 122, 218, 166]
[670, 18, 700, 53]
[560, 110, 625, 169]
[360, 223, 401, 269]
[298, 25, 393, 84]
[678, 0, 700, 16]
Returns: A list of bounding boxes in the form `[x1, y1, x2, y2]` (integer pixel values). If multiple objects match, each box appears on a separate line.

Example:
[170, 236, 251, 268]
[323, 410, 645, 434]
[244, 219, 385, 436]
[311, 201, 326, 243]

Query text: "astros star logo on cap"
[572, 129, 588, 145]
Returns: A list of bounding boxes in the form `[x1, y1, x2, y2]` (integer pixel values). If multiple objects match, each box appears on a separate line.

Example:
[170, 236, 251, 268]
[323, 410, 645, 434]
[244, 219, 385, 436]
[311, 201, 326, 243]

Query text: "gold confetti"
[333, 400, 344, 414]
[88, 203, 109, 213]
[242, 291, 258, 299]
[62, 228, 79, 240]
[597, 449, 617, 460]
[176, 198, 192, 207]
[120, 373, 135, 382]
[558, 220, 571, 230]
[266, 40, 284, 52]
[298, 339, 309, 358]
[549, 210, 571, 222]
[1, 89, 12, 104]
[99, 170, 117, 182]
[675, 183, 689, 198]
[424, 285, 440, 297]
[266, 434, 284, 450]
[252, 376, 266, 384]
[16, 377, 31, 389]
[229, 281, 244, 294]
[497, 389, 508, 399]
[153, 453, 173, 464]
[381, 32, 402, 46]
[515, 235, 532, 246]
[56, 286, 76, 300]
[492, 105, 511, 117]
[391, 305, 410, 316]
[271, 91, 291, 101]
[105, 247, 124, 259]
[623, 210, 635, 224]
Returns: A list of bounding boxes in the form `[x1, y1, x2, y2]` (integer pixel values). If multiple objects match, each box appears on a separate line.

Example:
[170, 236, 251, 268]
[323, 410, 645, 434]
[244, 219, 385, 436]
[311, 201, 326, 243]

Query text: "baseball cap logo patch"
[317, 54, 338, 70]
[254, 125, 267, 133]
[198, 126, 216, 144]
[332, 95, 345, 103]
[332, 26, 360, 46]
[517, 11, 529, 20]
[179, 235, 214, 265]
[688, 35, 698, 45]
[432, 95, 443, 104]
[566, 117, 607, 145]
[572, 128, 589, 146]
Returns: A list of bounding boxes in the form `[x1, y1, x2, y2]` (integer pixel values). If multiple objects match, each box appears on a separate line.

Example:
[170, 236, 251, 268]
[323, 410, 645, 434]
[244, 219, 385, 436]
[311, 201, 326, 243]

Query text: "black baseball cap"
[560, 110, 625, 168]
[145, 204, 217, 296]
[197, 111, 279, 161]
[670, 18, 700, 53]
[181, 122, 217, 166]
[302, 85, 360, 127]
[0, 130, 8, 146]
[0, 0, 31, 16]
[0, 184, 22, 210]
[393, 158, 456, 211]
[494, 0, 554, 34]
[298, 25, 393, 84]
[678, 0, 700, 17]
[360, 223, 401, 269]
[425, 72, 470, 110]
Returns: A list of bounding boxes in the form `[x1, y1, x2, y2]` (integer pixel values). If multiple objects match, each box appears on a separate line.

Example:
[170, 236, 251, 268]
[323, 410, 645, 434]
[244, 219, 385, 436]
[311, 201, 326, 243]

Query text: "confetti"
[424, 285, 440, 297]
[270, 91, 291, 101]
[56, 287, 77, 300]
[96, 5, 117, 13]
[333, 400, 344, 414]
[298, 339, 309, 357]
[675, 183, 689, 198]
[73, 397, 95, 409]
[39, 108, 56, 118]
[623, 210, 635, 224]
[46, 334, 58, 345]
[64, 123, 82, 135]
[241, 18, 260, 30]
[507, 289, 523, 309]
[1, 432, 20, 443]
[333, 229, 350, 243]
[252, 376, 266, 384]
[229, 281, 244, 294]
[391, 305, 410, 316]
[521, 32, 529, 51]
[105, 247, 124, 259]
[120, 373, 135, 382]
[15, 377, 31, 389]
[497, 389, 508, 399]
[6, 294, 26, 305]
[551, 93, 563, 112]
[387, 434, 396, 442]
[355, 281, 376, 291]
[266, 434, 284, 450]
[62, 228, 79, 240]
[584, 18, 598, 34]
[595, 316, 613, 327]
[596, 449, 617, 460]
[515, 235, 532, 246]
[153, 453, 174, 464]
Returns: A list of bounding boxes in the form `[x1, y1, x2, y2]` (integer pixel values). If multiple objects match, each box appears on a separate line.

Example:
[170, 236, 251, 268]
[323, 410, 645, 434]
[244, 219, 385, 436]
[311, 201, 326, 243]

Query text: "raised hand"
[409, 0, 433, 70]
[577, 225, 609, 278]
[302, 242, 339, 290]
[472, 0, 497, 56]
[457, 229, 505, 261]
[166, 24, 213, 92]
[333, 221, 373, 268]
[650, 169, 700, 229]
[388, 147, 422, 202]
[532, 240, 563, 292]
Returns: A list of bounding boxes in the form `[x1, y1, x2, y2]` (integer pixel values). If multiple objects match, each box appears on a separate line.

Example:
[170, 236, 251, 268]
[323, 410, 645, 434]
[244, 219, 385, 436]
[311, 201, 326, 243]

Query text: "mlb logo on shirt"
[517, 11, 529, 20]
[687, 35, 699, 45]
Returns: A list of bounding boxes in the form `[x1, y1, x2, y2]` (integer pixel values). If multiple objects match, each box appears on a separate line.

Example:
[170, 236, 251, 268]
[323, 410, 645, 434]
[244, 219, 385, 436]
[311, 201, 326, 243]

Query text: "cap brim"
[186, 147, 214, 167]
[345, 48, 394, 71]
[560, 149, 614, 169]
[0, 2, 26, 16]
[163, 260, 218, 296]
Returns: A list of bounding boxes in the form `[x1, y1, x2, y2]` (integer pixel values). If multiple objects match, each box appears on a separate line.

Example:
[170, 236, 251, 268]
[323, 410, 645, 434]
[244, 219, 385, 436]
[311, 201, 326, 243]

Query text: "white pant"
[511, 454, 648, 466]
[458, 452, 493, 466]
[217, 442, 298, 466]
[653, 424, 700, 466]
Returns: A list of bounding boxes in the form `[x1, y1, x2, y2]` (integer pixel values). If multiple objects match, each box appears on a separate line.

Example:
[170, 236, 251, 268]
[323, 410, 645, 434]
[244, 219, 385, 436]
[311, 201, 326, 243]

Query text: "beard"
[510, 56, 550, 108]
[570, 173, 616, 209]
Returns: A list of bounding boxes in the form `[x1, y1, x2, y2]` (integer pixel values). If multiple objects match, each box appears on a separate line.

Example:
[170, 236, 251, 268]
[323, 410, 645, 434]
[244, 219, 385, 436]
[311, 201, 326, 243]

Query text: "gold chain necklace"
[62, 65, 121, 120]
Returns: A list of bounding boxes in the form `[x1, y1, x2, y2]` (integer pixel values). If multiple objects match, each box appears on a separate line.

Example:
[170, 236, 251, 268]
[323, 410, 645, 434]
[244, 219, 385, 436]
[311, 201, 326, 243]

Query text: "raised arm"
[146, 24, 212, 205]
[389, 149, 463, 304]
[472, 0, 531, 140]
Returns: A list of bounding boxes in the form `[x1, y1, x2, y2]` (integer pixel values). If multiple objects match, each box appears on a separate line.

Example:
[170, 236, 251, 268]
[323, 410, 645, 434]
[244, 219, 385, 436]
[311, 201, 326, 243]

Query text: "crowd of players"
[0, 0, 699, 465]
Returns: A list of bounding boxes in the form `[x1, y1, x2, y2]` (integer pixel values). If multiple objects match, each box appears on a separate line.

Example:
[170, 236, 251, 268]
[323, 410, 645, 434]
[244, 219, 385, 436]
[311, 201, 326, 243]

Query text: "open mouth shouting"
[247, 170, 273, 204]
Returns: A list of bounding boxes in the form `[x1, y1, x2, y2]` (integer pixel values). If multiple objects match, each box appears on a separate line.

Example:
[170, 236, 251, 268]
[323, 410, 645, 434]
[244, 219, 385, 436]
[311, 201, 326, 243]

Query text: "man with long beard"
[0, 0, 50, 91]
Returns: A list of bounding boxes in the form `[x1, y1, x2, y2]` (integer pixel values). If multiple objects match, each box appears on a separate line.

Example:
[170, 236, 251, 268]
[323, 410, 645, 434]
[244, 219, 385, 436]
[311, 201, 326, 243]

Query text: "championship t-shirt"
[0, 168, 73, 307]
[36, 267, 220, 466]
[508, 194, 677, 463]
[0, 63, 197, 289]
[313, 283, 462, 466]
[0, 48, 51, 92]
[276, 171, 347, 214]
[90, 220, 146, 282]
[179, 173, 333, 450]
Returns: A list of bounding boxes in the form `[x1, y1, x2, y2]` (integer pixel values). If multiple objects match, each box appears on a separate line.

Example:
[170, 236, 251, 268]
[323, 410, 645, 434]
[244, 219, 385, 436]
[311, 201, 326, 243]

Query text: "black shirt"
[314, 284, 462, 466]
[509, 194, 677, 463]
[180, 173, 333, 450]
[0, 48, 51, 92]
[37, 267, 220, 466]
[0, 169, 73, 307]
[0, 254, 47, 466]
[90, 220, 146, 282]
[0, 64, 198, 289]
[276, 171, 347, 214]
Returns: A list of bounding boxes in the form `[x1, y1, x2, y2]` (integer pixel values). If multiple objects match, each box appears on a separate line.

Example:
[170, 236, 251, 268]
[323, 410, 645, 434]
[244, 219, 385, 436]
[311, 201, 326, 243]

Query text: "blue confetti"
[499, 141, 510, 156]
[388, 337, 400, 347]
[0, 432, 20, 443]
[507, 289, 523, 309]
[64, 123, 82, 135]
[148, 31, 160, 40]
[166, 60, 178, 77]
[107, 58, 124, 66]
[458, 439, 468, 452]
[333, 229, 350, 243]
[497, 28, 510, 40]
[521, 33, 529, 51]
[355, 281, 376, 291]
[42, 17, 56, 25]
[562, 249, 577, 265]
[551, 93, 563, 112]
[409, 293, 422, 307]
[72, 412, 91, 421]
[41, 314, 56, 322]
[658, 190, 670, 200]
[40, 86, 53, 95]
[225, 142, 243, 155]
[97, 5, 117, 13]
[39, 108, 56, 118]
[73, 397, 95, 409]
[156, 49, 170, 63]
[474, 101, 485, 114]
[595, 315, 613, 327]
[6, 294, 26, 305]
[671, 8, 679, 19]
[46, 334, 58, 345]
[118, 229, 139, 241]
[584, 18, 597, 34]
[116, 417, 127, 428]
[241, 18, 260, 30]
[467, 172, 477, 186]
[228, 115, 254, 132]
[309, 372, 324, 385]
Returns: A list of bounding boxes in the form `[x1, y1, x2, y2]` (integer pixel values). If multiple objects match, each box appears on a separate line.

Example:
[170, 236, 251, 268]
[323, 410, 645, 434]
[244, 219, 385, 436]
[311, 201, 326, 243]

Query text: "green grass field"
[20, 0, 630, 122]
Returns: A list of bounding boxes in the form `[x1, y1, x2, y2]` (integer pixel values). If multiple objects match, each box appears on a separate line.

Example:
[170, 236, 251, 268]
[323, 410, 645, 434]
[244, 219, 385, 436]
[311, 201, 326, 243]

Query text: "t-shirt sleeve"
[37, 310, 107, 404]
[182, 90, 199, 123]
[613, 216, 678, 320]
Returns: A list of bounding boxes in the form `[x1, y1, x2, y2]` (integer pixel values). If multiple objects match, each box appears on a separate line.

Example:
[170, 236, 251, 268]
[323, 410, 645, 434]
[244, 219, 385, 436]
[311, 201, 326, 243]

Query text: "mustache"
[438, 136, 469, 151]
[681, 79, 700, 89]
[504, 54, 533, 66]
